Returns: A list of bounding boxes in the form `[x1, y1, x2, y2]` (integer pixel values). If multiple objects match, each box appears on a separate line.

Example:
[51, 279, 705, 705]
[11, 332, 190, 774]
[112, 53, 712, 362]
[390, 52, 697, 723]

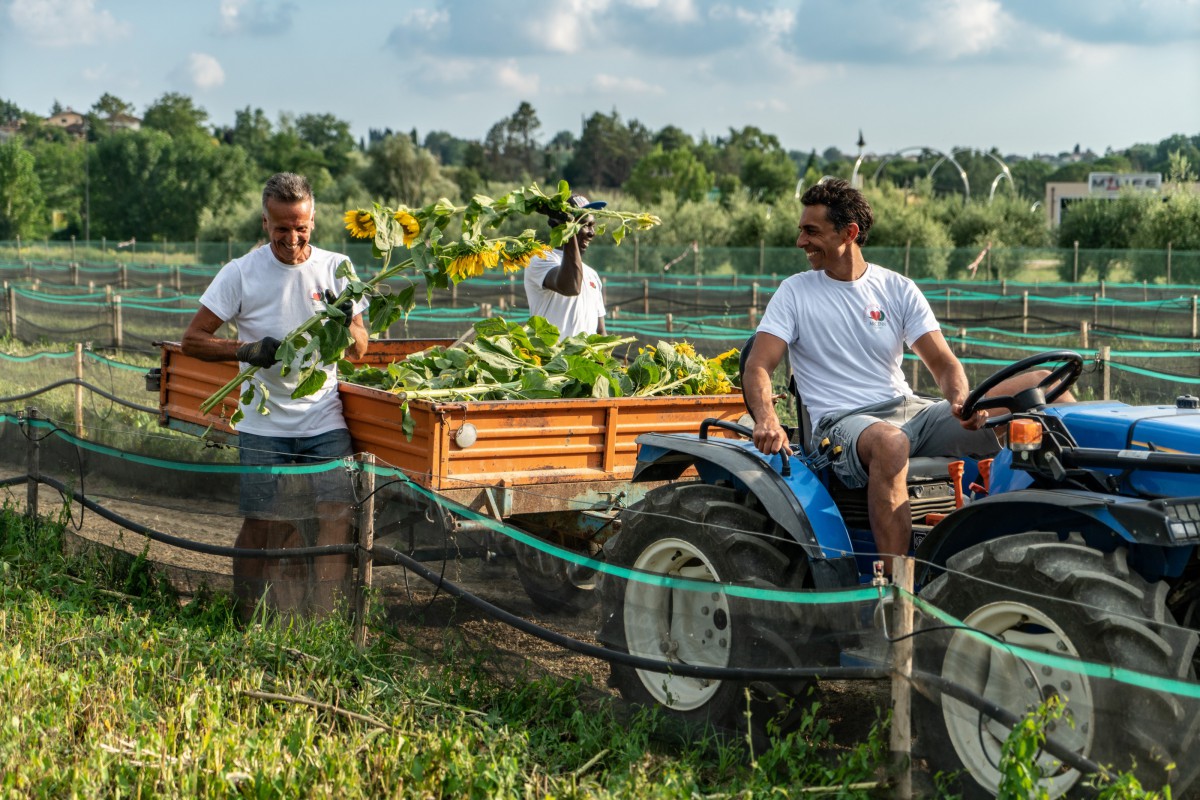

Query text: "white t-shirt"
[523, 249, 606, 337]
[199, 244, 365, 437]
[756, 264, 940, 424]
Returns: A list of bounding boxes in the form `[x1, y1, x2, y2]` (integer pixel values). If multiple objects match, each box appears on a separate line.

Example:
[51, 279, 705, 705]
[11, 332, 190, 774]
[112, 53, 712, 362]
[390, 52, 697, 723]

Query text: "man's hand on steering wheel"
[952, 401, 989, 431]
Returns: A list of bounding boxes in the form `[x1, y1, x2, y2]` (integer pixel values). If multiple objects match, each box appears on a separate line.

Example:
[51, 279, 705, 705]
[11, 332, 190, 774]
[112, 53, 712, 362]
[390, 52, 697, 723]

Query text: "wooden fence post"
[354, 453, 377, 649]
[958, 327, 967, 355]
[112, 295, 123, 349]
[5, 283, 15, 338]
[891, 556, 915, 800]
[173, 264, 181, 292]
[642, 279, 650, 314]
[25, 409, 40, 522]
[74, 343, 84, 439]
[1080, 321, 1089, 351]
[666, 313, 674, 334]
[1101, 346, 1111, 401]
[119, 263, 127, 290]
[1022, 291, 1029, 335]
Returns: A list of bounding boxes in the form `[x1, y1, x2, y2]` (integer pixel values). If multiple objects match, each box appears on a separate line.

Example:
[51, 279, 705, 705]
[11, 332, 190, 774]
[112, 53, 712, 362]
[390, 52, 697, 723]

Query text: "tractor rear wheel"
[915, 532, 1198, 799]
[597, 481, 829, 743]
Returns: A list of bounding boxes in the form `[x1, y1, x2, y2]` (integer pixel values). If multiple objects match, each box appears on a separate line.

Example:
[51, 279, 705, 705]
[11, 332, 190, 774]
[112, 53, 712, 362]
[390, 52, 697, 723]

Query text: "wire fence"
[2, 396, 1198, 798]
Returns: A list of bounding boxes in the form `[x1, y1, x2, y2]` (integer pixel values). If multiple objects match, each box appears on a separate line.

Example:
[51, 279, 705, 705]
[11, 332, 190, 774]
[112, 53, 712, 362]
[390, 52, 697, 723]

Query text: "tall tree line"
[0, 92, 1196, 263]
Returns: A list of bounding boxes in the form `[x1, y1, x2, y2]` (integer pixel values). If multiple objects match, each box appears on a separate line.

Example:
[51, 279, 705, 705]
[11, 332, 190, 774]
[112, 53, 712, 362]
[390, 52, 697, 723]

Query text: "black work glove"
[324, 289, 355, 327]
[235, 336, 281, 368]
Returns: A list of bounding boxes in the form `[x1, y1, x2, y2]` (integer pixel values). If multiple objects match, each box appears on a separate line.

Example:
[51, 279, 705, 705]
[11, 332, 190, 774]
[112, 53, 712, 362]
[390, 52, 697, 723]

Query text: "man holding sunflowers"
[523, 193, 609, 336]
[182, 172, 369, 621]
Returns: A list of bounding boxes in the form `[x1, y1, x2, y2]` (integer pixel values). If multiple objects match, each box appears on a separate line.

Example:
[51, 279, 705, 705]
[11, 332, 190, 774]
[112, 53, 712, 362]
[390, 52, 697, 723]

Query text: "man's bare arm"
[182, 305, 239, 361]
[540, 236, 584, 295]
[911, 330, 984, 429]
[744, 332, 792, 455]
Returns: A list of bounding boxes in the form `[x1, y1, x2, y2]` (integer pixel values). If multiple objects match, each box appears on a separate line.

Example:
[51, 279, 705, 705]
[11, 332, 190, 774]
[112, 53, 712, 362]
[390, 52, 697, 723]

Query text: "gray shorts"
[811, 397, 1000, 489]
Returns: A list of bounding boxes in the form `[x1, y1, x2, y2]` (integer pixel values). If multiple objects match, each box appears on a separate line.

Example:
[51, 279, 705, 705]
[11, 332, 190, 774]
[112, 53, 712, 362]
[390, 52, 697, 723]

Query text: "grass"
[0, 505, 892, 798]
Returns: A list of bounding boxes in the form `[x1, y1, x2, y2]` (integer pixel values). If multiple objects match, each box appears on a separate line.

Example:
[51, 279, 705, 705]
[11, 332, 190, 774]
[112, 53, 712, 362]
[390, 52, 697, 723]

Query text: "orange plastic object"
[925, 513, 948, 525]
[977, 458, 993, 492]
[1008, 419, 1044, 451]
[948, 459, 965, 508]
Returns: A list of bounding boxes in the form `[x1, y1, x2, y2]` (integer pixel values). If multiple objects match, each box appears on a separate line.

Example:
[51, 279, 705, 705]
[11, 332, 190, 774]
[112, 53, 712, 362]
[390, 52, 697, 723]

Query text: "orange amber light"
[1008, 418, 1043, 451]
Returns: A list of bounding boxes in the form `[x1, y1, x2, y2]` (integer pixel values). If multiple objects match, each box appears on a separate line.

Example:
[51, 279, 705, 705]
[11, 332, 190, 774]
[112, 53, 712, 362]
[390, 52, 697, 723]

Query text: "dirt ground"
[0, 466, 892, 766]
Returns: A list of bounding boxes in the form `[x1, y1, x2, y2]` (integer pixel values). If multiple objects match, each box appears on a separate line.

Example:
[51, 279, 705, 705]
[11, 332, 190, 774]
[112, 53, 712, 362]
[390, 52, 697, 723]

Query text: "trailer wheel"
[598, 482, 825, 742]
[915, 532, 1198, 799]
[513, 540, 596, 613]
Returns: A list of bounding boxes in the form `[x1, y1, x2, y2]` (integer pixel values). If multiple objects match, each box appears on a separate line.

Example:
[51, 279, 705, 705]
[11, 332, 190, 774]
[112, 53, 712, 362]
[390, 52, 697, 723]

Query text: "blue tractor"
[596, 349, 1200, 798]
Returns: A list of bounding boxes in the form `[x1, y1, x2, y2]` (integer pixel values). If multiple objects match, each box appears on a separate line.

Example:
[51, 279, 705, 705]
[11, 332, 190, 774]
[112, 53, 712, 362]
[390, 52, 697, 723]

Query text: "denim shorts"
[812, 397, 1000, 489]
[237, 429, 355, 519]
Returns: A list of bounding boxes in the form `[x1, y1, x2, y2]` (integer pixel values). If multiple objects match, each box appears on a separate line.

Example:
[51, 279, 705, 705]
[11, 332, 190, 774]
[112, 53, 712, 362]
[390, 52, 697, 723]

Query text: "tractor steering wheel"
[960, 350, 1083, 427]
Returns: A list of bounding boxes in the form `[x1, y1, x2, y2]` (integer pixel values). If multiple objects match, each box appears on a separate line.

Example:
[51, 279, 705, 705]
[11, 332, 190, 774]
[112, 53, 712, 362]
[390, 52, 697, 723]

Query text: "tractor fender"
[915, 488, 1192, 586]
[631, 432, 855, 568]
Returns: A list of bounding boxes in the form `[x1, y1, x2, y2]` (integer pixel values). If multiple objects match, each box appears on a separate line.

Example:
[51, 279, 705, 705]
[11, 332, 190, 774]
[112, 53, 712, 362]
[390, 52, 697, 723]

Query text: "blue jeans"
[237, 429, 355, 519]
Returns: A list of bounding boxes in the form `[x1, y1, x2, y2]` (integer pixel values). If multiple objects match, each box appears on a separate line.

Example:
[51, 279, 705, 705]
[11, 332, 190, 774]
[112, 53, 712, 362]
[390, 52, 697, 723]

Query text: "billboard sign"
[1088, 172, 1162, 196]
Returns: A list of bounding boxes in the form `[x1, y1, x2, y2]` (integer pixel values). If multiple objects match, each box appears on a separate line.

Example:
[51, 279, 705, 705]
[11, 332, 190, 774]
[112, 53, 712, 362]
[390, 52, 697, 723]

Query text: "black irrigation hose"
[0, 378, 159, 415]
[34, 473, 357, 560]
[909, 669, 1107, 779]
[377, 542, 889, 682]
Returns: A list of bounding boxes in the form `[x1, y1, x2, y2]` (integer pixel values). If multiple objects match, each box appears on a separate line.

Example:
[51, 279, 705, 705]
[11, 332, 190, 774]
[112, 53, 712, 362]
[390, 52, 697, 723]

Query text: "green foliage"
[89, 128, 255, 241]
[862, 183, 953, 278]
[341, 316, 739, 436]
[1055, 193, 1154, 280]
[141, 91, 210, 139]
[0, 138, 45, 239]
[363, 132, 460, 207]
[624, 144, 713, 204]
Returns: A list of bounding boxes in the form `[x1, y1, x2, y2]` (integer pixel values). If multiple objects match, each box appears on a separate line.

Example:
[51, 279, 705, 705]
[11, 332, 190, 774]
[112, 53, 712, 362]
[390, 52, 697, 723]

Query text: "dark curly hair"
[800, 178, 873, 246]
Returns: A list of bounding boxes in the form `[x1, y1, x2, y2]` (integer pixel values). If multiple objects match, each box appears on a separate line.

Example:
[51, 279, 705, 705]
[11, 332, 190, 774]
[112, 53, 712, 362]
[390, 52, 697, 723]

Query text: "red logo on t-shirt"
[865, 304, 886, 327]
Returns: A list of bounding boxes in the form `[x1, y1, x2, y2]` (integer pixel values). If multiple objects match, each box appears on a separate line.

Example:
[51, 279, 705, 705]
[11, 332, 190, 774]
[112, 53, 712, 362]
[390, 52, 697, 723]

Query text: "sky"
[2, 0, 1198, 159]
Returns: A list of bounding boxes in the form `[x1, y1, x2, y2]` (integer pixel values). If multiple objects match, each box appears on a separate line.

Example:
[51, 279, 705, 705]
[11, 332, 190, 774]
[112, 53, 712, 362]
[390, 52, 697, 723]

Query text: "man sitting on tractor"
[742, 178, 1073, 575]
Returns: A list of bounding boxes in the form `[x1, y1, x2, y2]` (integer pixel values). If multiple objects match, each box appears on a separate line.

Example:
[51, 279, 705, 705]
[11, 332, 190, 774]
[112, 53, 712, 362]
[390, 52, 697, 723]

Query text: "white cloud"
[184, 53, 226, 90]
[747, 98, 787, 112]
[8, 0, 130, 47]
[495, 60, 540, 94]
[591, 74, 666, 94]
[216, 0, 296, 36]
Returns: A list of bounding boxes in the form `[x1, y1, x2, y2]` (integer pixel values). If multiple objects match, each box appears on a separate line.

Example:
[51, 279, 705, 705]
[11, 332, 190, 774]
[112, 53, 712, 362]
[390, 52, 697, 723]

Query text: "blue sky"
[2, 0, 1198, 158]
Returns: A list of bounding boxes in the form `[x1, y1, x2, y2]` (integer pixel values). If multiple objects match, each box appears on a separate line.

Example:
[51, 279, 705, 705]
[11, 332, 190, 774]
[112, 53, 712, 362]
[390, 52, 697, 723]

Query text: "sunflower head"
[393, 209, 420, 247]
[344, 209, 376, 239]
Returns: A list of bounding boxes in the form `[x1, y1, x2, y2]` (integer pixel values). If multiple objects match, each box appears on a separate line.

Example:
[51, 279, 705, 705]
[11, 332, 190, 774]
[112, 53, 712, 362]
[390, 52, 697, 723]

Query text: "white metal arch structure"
[929, 149, 1015, 203]
[861, 146, 971, 204]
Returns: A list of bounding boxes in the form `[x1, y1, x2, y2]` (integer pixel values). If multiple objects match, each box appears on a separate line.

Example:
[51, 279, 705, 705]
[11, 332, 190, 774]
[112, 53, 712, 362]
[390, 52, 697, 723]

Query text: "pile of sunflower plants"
[340, 315, 740, 437]
[200, 182, 660, 423]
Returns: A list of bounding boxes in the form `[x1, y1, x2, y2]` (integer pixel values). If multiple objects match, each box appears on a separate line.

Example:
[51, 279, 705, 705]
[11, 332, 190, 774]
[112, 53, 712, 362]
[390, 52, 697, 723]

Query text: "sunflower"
[393, 209, 420, 246]
[500, 240, 549, 273]
[343, 209, 376, 239]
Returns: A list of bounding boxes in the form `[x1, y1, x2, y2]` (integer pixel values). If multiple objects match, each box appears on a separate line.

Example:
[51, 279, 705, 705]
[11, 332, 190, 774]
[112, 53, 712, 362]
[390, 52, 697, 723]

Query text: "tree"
[423, 130, 469, 166]
[295, 112, 355, 174]
[564, 110, 651, 190]
[363, 132, 457, 207]
[224, 106, 274, 165]
[623, 144, 712, 203]
[90, 129, 254, 241]
[654, 125, 694, 151]
[0, 139, 46, 239]
[0, 98, 24, 126]
[90, 93, 136, 119]
[142, 92, 210, 139]
[1010, 159, 1054, 201]
[480, 102, 544, 181]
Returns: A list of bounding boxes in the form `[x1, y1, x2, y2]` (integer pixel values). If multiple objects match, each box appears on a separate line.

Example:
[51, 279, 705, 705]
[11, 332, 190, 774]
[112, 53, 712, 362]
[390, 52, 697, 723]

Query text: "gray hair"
[262, 172, 313, 211]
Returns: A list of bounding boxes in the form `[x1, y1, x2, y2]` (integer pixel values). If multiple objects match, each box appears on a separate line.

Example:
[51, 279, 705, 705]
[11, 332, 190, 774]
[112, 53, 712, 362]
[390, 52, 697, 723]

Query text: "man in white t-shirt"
[743, 179, 1071, 574]
[182, 172, 369, 619]
[524, 193, 607, 337]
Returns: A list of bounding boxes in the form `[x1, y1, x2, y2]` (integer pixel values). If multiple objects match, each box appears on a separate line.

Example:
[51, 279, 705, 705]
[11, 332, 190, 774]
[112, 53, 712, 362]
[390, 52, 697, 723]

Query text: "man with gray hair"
[183, 172, 369, 619]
